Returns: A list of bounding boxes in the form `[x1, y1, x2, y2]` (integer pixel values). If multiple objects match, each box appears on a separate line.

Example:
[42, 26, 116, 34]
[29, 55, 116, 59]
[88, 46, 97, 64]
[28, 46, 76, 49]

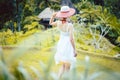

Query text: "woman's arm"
[49, 12, 57, 26]
[69, 24, 77, 57]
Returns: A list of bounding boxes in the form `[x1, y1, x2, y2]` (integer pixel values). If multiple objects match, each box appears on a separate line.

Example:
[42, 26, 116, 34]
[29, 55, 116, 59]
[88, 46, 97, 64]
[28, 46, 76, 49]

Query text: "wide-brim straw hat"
[56, 6, 75, 18]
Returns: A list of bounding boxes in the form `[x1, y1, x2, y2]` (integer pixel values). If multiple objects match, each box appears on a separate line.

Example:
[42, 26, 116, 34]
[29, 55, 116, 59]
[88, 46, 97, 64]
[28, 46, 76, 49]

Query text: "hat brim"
[56, 8, 75, 18]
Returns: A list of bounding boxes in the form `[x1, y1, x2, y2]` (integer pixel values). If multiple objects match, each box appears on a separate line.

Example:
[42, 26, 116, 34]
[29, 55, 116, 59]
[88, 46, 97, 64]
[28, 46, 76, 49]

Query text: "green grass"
[1, 27, 120, 80]
[2, 45, 120, 80]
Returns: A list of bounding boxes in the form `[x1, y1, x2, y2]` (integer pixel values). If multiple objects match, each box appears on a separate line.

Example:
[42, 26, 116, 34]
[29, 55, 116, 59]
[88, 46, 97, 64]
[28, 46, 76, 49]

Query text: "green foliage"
[38, 0, 60, 11]
[0, 29, 19, 45]
[1, 46, 120, 80]
[23, 16, 40, 25]
[116, 36, 120, 42]
[73, 1, 120, 48]
[50, 3, 60, 11]
[24, 0, 41, 15]
[0, 14, 45, 45]
[0, 28, 41, 45]
[113, 46, 120, 53]
[70, 14, 80, 23]
[0, 0, 120, 79]
[23, 16, 44, 33]
[104, 0, 120, 18]
[0, 0, 42, 32]
[74, 23, 116, 56]
[74, 0, 92, 10]
[0, 26, 120, 80]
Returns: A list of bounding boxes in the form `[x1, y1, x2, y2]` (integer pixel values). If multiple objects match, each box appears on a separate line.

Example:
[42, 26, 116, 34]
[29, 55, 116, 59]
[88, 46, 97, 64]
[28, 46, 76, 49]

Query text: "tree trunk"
[16, 1, 22, 31]
[18, 21, 21, 31]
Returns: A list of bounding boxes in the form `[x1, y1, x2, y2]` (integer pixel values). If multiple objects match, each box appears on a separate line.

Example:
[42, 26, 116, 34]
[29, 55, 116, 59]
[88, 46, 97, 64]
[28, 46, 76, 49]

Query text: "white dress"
[54, 21, 76, 65]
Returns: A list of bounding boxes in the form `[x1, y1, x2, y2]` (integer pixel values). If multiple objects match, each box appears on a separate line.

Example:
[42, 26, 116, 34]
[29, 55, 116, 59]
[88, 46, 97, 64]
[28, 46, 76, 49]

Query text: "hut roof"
[38, 7, 54, 19]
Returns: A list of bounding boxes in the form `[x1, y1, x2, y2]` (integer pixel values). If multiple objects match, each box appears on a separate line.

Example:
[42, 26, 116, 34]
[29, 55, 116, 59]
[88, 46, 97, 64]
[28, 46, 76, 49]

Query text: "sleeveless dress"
[54, 21, 76, 65]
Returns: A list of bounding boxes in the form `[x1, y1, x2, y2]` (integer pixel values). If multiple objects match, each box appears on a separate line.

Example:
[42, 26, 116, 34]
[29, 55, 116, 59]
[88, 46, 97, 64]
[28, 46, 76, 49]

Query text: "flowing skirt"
[54, 35, 76, 65]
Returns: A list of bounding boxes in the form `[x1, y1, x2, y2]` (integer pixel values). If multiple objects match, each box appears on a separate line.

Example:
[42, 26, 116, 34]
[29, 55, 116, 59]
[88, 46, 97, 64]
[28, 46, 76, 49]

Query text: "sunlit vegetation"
[0, 0, 120, 80]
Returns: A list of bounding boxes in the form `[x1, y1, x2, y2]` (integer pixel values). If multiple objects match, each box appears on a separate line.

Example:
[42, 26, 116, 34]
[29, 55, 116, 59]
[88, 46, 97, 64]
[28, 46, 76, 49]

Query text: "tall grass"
[0, 45, 120, 80]
[0, 27, 120, 80]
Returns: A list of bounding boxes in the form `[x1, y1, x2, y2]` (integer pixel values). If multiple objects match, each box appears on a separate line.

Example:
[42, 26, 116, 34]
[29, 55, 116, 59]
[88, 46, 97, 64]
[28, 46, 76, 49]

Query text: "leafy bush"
[74, 23, 117, 56]
[0, 29, 41, 45]
[23, 16, 44, 33]
[0, 26, 120, 80]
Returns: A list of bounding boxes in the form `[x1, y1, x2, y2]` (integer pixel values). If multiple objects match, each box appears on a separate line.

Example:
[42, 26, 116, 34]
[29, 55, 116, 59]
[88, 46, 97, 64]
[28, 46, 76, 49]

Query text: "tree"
[77, 4, 120, 49]
[15, 0, 24, 31]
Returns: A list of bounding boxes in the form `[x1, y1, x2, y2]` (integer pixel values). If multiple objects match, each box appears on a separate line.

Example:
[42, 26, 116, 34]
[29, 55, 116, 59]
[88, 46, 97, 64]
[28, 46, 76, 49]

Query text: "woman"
[49, 6, 77, 78]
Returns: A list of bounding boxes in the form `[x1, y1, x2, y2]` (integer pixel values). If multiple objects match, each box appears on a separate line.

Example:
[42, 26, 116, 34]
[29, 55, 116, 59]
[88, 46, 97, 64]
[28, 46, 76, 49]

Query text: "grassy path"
[2, 46, 120, 80]
[2, 28, 120, 80]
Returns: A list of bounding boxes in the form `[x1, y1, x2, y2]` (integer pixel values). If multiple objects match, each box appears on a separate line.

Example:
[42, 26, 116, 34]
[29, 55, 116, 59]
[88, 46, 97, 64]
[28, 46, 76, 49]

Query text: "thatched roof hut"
[38, 7, 55, 29]
[37, 1, 77, 29]
[38, 7, 54, 19]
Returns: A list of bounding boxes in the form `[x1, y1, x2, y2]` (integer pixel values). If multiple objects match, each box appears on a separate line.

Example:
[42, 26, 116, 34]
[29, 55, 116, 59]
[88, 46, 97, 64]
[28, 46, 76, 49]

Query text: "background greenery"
[0, 0, 120, 80]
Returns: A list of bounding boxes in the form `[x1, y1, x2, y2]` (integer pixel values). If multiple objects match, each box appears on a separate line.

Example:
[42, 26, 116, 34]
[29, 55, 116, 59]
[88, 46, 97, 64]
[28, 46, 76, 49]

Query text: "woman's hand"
[74, 50, 77, 57]
[52, 12, 57, 18]
[49, 12, 57, 26]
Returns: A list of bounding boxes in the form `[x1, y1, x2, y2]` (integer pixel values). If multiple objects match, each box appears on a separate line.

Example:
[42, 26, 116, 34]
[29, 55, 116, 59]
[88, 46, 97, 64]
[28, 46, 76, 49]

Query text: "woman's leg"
[65, 63, 71, 72]
[58, 63, 65, 78]
[58, 62, 71, 79]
